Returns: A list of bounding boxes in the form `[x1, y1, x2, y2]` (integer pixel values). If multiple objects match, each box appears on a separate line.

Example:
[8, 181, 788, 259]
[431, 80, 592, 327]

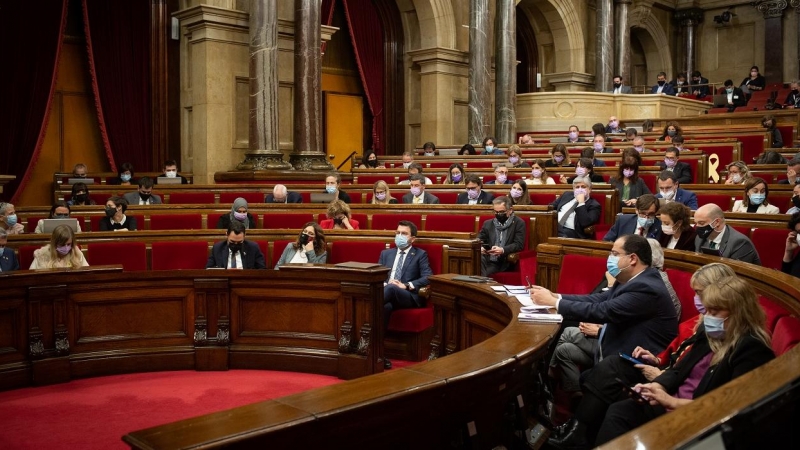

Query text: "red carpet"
[0, 370, 343, 449]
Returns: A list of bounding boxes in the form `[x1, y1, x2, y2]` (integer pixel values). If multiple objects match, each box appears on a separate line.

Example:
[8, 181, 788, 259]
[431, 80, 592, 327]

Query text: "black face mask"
[367, 159, 377, 167]
[793, 89, 799, 95]
[73, 194, 87, 203]
[333, 218, 344, 225]
[105, 207, 116, 217]
[299, 233, 310, 245]
[696, 222, 715, 240]
[228, 242, 243, 253]
[792, 196, 800, 208]
[495, 212, 508, 224]
[139, 192, 151, 201]
[613, 83, 621, 88]
[658, 80, 665, 86]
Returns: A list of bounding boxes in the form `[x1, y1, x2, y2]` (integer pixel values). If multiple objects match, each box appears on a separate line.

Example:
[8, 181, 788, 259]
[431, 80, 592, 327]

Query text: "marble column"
[675, 9, 703, 92]
[792, 0, 800, 78]
[614, 0, 631, 87]
[468, 0, 491, 145]
[290, 0, 333, 171]
[494, 0, 516, 144]
[595, 0, 614, 92]
[237, 0, 292, 170]
[753, 0, 788, 83]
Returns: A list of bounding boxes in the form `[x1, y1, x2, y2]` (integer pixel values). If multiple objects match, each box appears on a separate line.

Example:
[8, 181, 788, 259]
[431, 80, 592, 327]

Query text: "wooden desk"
[0, 174, 15, 195]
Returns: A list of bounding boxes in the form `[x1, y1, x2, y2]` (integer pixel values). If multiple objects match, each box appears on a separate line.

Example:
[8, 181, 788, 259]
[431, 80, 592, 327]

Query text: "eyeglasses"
[637, 212, 657, 219]
[610, 250, 628, 257]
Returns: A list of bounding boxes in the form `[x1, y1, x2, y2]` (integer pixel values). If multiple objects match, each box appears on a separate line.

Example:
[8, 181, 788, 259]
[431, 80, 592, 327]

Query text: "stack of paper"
[517, 313, 563, 323]
[520, 305, 550, 313]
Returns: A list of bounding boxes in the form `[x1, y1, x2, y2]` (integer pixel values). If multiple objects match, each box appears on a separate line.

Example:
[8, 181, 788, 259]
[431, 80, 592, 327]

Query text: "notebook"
[41, 218, 79, 233]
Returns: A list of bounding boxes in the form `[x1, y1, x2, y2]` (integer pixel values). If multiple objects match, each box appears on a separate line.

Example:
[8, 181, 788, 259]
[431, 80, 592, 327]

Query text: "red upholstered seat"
[26, 216, 46, 233]
[300, 192, 311, 203]
[425, 214, 476, 232]
[220, 192, 264, 204]
[589, 192, 609, 224]
[751, 228, 790, 270]
[263, 213, 314, 230]
[759, 296, 789, 333]
[328, 241, 387, 265]
[150, 214, 203, 231]
[696, 194, 733, 210]
[665, 268, 698, 324]
[372, 213, 422, 231]
[151, 241, 209, 270]
[771, 316, 800, 356]
[639, 173, 657, 193]
[17, 245, 39, 270]
[768, 192, 793, 213]
[435, 192, 458, 204]
[557, 254, 606, 294]
[530, 192, 558, 207]
[389, 243, 441, 333]
[87, 241, 147, 271]
[354, 174, 395, 185]
[168, 192, 215, 204]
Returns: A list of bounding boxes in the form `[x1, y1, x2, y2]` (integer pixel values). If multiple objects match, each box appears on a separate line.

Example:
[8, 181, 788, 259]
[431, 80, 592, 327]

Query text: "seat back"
[425, 214, 476, 232]
[328, 241, 387, 265]
[262, 213, 315, 230]
[771, 316, 800, 356]
[530, 192, 558, 206]
[168, 192, 215, 204]
[759, 295, 789, 333]
[220, 192, 264, 205]
[151, 241, 209, 270]
[665, 268, 698, 324]
[435, 192, 458, 204]
[372, 214, 422, 231]
[557, 254, 606, 294]
[150, 214, 203, 231]
[696, 193, 733, 210]
[750, 228, 788, 271]
[17, 245, 40, 270]
[87, 242, 147, 271]
[414, 243, 443, 275]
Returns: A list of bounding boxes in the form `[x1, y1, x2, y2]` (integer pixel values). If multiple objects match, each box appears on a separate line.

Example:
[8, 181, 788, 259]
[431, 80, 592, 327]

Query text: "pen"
[525, 276, 533, 290]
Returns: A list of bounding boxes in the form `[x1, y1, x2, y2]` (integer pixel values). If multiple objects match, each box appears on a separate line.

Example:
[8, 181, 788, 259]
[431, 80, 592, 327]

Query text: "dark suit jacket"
[670, 80, 690, 95]
[559, 267, 678, 359]
[456, 190, 494, 205]
[651, 83, 676, 95]
[154, 173, 189, 184]
[608, 86, 632, 94]
[692, 77, 710, 98]
[656, 188, 698, 210]
[264, 192, 303, 203]
[603, 214, 662, 242]
[655, 161, 693, 184]
[777, 177, 798, 185]
[610, 178, 652, 210]
[1, 247, 19, 272]
[402, 191, 440, 204]
[206, 240, 266, 269]
[379, 246, 433, 306]
[657, 226, 697, 252]
[477, 215, 526, 272]
[549, 192, 601, 239]
[216, 213, 257, 230]
[99, 216, 138, 231]
[122, 191, 163, 205]
[694, 225, 761, 265]
[722, 87, 747, 108]
[485, 180, 513, 185]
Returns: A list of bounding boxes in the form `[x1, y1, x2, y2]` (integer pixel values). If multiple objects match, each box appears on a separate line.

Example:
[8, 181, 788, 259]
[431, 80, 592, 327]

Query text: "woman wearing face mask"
[545, 144, 572, 168]
[761, 115, 784, 149]
[560, 158, 605, 184]
[656, 202, 696, 251]
[371, 180, 397, 204]
[320, 200, 359, 230]
[34, 201, 82, 234]
[740, 65, 765, 94]
[67, 182, 97, 206]
[509, 180, 531, 206]
[657, 121, 682, 142]
[731, 177, 779, 214]
[567, 125, 585, 143]
[358, 150, 383, 169]
[0, 202, 24, 235]
[782, 212, 800, 278]
[109, 162, 136, 185]
[217, 197, 256, 229]
[724, 161, 751, 185]
[29, 224, 89, 270]
[525, 159, 555, 185]
[443, 163, 465, 184]
[787, 184, 800, 215]
[274, 222, 327, 269]
[506, 145, 530, 169]
[481, 136, 503, 155]
[99, 196, 137, 231]
[611, 156, 651, 209]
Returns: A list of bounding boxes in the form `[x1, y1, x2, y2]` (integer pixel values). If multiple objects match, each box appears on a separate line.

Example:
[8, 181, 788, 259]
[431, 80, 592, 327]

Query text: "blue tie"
[392, 251, 406, 281]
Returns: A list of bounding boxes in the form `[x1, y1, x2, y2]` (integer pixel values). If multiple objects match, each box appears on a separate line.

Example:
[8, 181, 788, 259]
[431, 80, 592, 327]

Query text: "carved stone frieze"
[674, 8, 704, 25]
[236, 153, 292, 171]
[356, 324, 371, 356]
[338, 321, 353, 353]
[289, 154, 334, 171]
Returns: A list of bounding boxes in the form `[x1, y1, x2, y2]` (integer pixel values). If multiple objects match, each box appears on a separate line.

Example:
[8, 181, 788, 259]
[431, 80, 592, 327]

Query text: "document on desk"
[505, 285, 530, 295]
[517, 313, 563, 323]
[519, 304, 550, 313]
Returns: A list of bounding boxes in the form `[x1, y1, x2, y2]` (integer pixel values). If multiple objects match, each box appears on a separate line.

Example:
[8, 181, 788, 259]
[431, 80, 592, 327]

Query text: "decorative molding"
[428, 335, 441, 360]
[752, 0, 788, 19]
[194, 321, 207, 345]
[675, 8, 704, 25]
[338, 321, 353, 353]
[289, 154, 334, 171]
[356, 324, 371, 356]
[216, 324, 230, 345]
[29, 335, 44, 358]
[54, 331, 70, 355]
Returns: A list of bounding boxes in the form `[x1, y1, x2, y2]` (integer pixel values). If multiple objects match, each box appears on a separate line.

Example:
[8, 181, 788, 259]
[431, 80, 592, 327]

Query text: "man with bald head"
[265, 184, 303, 203]
[694, 203, 760, 264]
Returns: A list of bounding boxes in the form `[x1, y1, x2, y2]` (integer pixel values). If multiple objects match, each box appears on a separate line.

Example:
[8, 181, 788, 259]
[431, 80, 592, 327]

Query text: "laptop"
[310, 193, 336, 203]
[712, 94, 729, 108]
[157, 176, 182, 185]
[41, 218, 79, 233]
[68, 178, 94, 185]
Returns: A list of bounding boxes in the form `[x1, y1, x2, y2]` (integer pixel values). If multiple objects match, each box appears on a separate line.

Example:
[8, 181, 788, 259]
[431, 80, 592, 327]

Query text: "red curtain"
[83, 0, 152, 173]
[0, 0, 68, 202]
[341, 0, 385, 153]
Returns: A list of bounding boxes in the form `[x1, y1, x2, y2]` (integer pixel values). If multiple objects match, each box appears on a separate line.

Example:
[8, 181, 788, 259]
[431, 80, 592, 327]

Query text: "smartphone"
[615, 377, 647, 402]
[618, 352, 645, 365]
[482, 241, 492, 251]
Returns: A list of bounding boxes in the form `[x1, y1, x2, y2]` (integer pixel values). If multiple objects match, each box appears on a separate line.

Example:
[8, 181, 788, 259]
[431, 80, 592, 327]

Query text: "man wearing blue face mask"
[481, 136, 504, 155]
[604, 194, 662, 242]
[0, 202, 24, 235]
[378, 220, 433, 369]
[721, 79, 746, 112]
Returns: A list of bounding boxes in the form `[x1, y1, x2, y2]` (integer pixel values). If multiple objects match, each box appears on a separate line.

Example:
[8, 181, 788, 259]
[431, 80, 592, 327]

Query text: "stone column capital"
[408, 47, 469, 66]
[789, 0, 800, 11]
[752, 0, 788, 19]
[614, 0, 633, 5]
[674, 8, 704, 26]
[174, 4, 249, 35]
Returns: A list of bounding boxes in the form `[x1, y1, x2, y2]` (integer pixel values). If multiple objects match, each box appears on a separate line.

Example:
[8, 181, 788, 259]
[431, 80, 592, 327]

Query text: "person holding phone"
[274, 222, 327, 269]
[477, 196, 525, 277]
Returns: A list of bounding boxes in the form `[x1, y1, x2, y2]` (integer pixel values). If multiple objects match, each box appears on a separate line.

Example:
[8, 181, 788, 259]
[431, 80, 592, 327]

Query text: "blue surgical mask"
[395, 234, 409, 249]
[120, 174, 132, 182]
[325, 186, 337, 194]
[694, 294, 706, 314]
[606, 255, 624, 277]
[5, 214, 17, 227]
[748, 193, 766, 205]
[704, 315, 727, 339]
[637, 216, 654, 229]
[485, 145, 494, 153]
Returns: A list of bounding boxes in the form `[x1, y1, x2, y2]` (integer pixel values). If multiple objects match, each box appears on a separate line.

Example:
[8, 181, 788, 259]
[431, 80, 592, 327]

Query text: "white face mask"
[661, 224, 675, 235]
[660, 189, 675, 200]
[165, 170, 177, 178]
[402, 162, 411, 169]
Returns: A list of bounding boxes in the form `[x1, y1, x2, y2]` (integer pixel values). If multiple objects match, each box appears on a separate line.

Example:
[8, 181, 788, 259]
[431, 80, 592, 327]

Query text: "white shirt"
[657, 85, 664, 94]
[557, 198, 579, 230]
[667, 236, 679, 250]
[227, 248, 244, 269]
[289, 248, 308, 264]
[388, 246, 414, 289]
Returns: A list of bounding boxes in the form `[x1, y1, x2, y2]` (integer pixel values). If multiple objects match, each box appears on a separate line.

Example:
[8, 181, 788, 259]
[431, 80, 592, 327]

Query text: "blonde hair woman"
[30, 224, 89, 270]
[372, 180, 397, 204]
[724, 161, 751, 185]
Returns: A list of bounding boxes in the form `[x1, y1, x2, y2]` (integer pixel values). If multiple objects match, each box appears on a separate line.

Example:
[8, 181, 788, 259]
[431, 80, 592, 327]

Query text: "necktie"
[637, 227, 644, 236]
[709, 241, 717, 249]
[558, 202, 578, 226]
[231, 249, 238, 269]
[414, 195, 422, 204]
[392, 251, 406, 281]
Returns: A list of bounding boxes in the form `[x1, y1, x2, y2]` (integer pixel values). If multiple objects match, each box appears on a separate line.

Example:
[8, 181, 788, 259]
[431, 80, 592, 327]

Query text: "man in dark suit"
[123, 177, 163, 206]
[532, 234, 678, 449]
[778, 158, 800, 185]
[655, 170, 698, 210]
[691, 70, 710, 99]
[608, 75, 632, 94]
[265, 184, 303, 203]
[477, 196, 526, 276]
[485, 164, 512, 185]
[655, 147, 693, 184]
[604, 194, 662, 242]
[456, 174, 494, 205]
[154, 159, 189, 184]
[0, 229, 19, 272]
[693, 204, 761, 265]
[669, 72, 689, 95]
[604, 116, 624, 134]
[550, 176, 601, 239]
[378, 220, 433, 369]
[402, 174, 440, 204]
[206, 220, 266, 269]
[721, 79, 746, 111]
[650, 72, 675, 95]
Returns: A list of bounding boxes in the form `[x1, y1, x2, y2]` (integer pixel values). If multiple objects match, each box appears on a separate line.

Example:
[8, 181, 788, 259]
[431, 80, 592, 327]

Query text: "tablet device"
[41, 218, 79, 233]
[156, 176, 182, 185]
[700, 246, 722, 257]
[712, 94, 728, 108]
